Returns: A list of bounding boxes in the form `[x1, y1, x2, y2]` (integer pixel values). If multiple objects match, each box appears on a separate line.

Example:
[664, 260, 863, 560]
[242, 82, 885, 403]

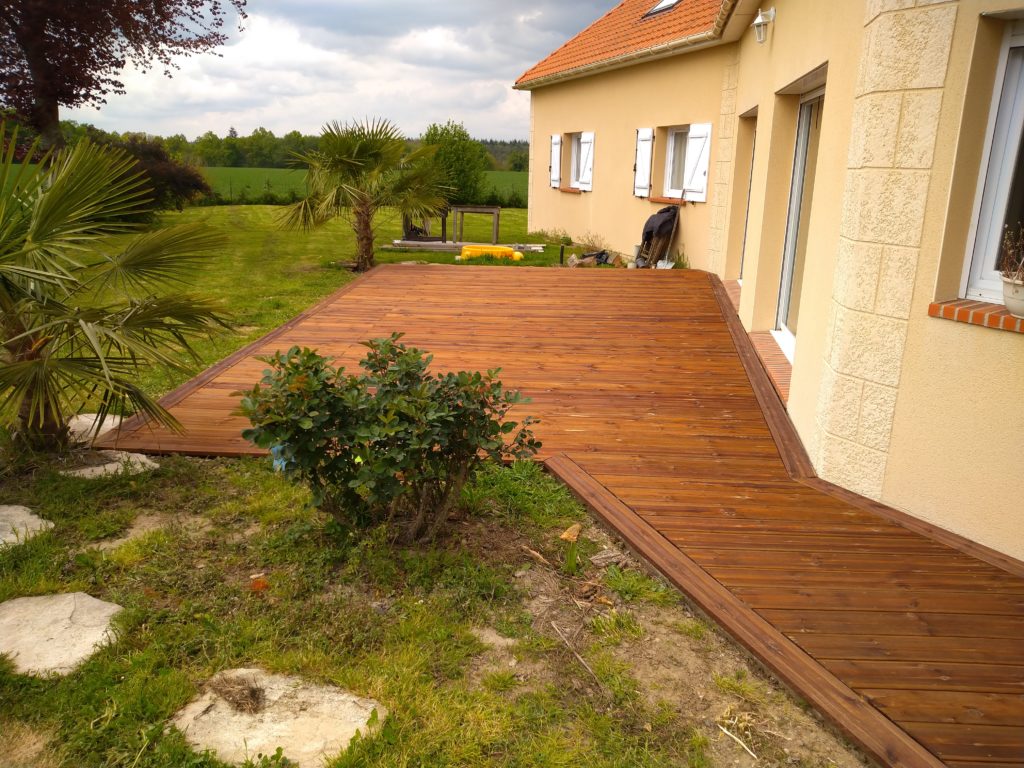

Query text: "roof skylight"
[646, 0, 681, 16]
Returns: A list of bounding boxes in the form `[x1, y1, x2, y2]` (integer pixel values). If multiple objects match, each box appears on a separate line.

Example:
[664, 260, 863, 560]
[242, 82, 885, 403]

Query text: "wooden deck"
[98, 265, 1024, 767]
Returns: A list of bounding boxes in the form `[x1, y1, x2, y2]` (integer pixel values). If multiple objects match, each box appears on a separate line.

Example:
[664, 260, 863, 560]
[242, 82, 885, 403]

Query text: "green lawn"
[200, 168, 527, 204]
[0, 458, 732, 768]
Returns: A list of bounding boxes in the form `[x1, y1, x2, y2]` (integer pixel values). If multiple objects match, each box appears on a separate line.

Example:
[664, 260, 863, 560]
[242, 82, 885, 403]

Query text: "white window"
[664, 127, 689, 198]
[569, 131, 595, 192]
[661, 123, 712, 202]
[965, 22, 1024, 302]
[549, 134, 561, 188]
[634, 128, 654, 197]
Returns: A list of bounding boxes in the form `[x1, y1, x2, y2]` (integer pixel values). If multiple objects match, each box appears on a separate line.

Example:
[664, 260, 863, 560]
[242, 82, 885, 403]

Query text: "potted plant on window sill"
[1000, 223, 1024, 319]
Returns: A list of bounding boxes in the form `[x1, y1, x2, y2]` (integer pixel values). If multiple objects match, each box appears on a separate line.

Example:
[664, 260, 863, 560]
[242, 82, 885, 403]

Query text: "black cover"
[641, 206, 678, 244]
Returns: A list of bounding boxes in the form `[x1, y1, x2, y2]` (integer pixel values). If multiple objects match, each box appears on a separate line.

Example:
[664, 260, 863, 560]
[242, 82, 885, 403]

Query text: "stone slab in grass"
[173, 668, 385, 768]
[0, 506, 53, 546]
[61, 450, 158, 479]
[67, 413, 122, 445]
[0, 593, 122, 676]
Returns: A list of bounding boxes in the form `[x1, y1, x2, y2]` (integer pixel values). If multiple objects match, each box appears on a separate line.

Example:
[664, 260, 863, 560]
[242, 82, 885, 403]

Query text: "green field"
[481, 170, 528, 198]
[201, 168, 527, 203]
[201, 166, 309, 199]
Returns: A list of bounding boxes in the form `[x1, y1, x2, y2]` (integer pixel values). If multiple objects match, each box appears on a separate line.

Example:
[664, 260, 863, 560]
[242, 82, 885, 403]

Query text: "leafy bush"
[422, 120, 488, 204]
[239, 334, 540, 542]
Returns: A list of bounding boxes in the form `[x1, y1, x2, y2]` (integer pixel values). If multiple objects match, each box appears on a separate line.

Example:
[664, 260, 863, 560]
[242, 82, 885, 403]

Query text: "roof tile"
[516, 0, 727, 88]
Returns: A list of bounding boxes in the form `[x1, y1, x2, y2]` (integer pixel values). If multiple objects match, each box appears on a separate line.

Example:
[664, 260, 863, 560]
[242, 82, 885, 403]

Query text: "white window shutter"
[578, 131, 595, 191]
[683, 122, 711, 202]
[633, 128, 654, 197]
[549, 135, 561, 188]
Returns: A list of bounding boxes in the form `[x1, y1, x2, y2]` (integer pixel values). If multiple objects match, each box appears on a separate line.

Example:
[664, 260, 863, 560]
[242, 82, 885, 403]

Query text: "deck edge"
[706, 272, 1024, 580]
[801, 477, 1024, 580]
[545, 452, 946, 768]
[705, 273, 815, 478]
[94, 263, 406, 451]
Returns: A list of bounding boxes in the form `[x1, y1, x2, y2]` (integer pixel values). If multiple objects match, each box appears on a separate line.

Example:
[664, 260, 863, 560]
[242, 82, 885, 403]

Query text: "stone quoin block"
[895, 90, 944, 169]
[829, 305, 908, 387]
[875, 246, 920, 319]
[840, 168, 931, 247]
[847, 92, 902, 169]
[819, 432, 888, 499]
[816, 364, 865, 441]
[858, 5, 957, 93]
[858, 382, 900, 451]
[834, 238, 883, 312]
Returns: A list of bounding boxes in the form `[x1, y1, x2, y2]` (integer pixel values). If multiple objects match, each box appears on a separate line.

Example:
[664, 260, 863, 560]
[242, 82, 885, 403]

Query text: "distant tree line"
[54, 121, 530, 172]
[5, 116, 528, 209]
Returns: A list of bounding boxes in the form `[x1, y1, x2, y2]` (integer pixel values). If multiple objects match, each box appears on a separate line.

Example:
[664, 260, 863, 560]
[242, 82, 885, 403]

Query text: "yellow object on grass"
[458, 245, 524, 261]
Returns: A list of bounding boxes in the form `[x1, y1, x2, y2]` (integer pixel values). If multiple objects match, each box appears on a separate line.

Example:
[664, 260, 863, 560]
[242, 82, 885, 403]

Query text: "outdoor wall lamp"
[752, 7, 776, 44]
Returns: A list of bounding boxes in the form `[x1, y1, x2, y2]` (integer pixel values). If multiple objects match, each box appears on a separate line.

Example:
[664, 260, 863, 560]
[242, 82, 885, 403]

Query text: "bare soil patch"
[454, 513, 868, 767]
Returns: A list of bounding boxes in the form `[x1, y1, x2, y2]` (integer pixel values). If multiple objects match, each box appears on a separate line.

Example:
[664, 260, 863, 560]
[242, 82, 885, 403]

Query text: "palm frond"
[23, 141, 153, 260]
[0, 356, 181, 435]
[89, 222, 227, 296]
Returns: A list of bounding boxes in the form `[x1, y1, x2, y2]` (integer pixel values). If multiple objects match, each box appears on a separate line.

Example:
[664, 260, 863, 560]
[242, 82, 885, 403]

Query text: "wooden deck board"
[97, 264, 1024, 767]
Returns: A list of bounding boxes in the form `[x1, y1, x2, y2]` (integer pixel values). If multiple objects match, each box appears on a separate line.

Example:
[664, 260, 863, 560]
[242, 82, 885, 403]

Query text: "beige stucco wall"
[527, 47, 735, 271]
[729, 0, 866, 464]
[879, 1, 1024, 560]
[523, 0, 1024, 560]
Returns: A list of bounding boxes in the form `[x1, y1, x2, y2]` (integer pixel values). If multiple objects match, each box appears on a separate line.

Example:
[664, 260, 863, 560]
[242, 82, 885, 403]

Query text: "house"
[516, 0, 1024, 562]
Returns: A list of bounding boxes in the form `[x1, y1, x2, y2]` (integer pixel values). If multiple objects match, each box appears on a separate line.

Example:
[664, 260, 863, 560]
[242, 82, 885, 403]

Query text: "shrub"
[239, 334, 540, 542]
[422, 120, 488, 204]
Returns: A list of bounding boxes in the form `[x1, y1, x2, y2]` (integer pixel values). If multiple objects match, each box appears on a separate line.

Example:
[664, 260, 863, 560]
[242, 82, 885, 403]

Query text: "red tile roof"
[516, 0, 731, 89]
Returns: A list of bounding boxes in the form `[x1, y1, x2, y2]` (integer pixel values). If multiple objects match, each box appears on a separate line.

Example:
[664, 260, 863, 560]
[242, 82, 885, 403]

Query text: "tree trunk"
[9, 334, 69, 452]
[352, 204, 376, 272]
[16, 396, 69, 452]
[13, 14, 64, 149]
[30, 96, 63, 149]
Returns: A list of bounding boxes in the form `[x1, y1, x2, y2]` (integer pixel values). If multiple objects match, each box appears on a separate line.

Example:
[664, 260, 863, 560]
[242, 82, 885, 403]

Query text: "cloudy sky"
[65, 0, 616, 141]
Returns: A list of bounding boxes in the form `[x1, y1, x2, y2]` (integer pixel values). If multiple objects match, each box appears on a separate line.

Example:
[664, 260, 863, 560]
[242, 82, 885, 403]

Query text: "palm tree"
[0, 125, 230, 451]
[281, 119, 448, 272]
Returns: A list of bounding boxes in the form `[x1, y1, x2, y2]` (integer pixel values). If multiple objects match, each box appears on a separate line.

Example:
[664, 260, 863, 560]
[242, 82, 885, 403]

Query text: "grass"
[677, 617, 711, 643]
[0, 457, 720, 768]
[713, 669, 766, 704]
[200, 168, 527, 204]
[590, 610, 644, 645]
[603, 565, 679, 606]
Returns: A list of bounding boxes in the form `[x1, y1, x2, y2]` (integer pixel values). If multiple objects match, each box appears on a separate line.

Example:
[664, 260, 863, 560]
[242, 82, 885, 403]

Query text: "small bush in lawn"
[239, 334, 540, 542]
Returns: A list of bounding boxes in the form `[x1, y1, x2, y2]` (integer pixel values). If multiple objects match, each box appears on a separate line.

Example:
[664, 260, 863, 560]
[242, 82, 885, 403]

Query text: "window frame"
[567, 131, 594, 192]
[663, 127, 689, 198]
[569, 132, 582, 188]
[963, 21, 1024, 302]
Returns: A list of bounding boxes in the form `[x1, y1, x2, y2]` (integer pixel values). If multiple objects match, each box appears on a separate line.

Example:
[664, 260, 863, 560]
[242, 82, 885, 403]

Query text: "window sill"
[648, 196, 688, 205]
[749, 332, 791, 403]
[557, 186, 583, 194]
[928, 299, 1023, 333]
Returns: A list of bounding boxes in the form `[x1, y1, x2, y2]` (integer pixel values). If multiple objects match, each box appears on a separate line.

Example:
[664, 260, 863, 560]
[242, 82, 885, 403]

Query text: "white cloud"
[64, 0, 614, 141]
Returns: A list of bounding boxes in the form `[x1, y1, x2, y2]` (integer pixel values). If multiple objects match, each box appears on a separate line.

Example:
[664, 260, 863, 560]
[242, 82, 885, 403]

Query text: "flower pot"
[1003, 276, 1024, 319]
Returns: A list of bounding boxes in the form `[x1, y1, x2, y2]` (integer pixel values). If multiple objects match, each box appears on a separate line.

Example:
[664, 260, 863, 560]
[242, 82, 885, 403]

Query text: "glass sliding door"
[774, 90, 824, 361]
[738, 119, 758, 281]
